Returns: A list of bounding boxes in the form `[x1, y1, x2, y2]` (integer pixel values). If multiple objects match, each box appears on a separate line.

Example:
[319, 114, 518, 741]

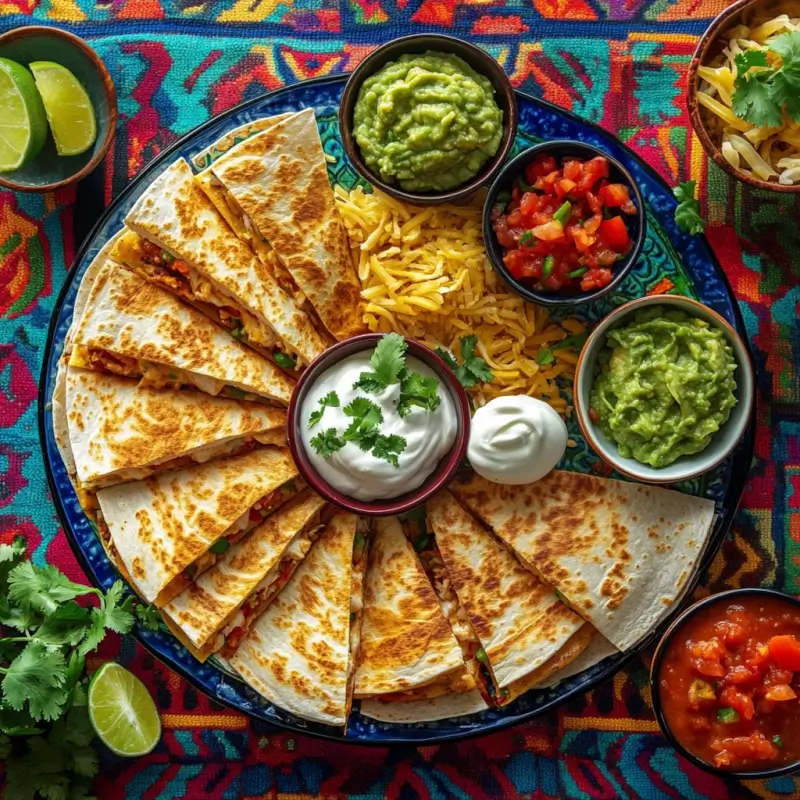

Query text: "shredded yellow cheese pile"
[334, 185, 585, 413]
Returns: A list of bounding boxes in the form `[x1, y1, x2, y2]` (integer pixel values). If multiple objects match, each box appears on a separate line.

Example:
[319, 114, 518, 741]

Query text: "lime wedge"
[29, 61, 96, 156]
[88, 663, 161, 757]
[0, 57, 48, 172]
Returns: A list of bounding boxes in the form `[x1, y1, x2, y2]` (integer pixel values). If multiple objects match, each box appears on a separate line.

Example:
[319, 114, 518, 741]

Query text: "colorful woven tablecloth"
[2, 1, 799, 797]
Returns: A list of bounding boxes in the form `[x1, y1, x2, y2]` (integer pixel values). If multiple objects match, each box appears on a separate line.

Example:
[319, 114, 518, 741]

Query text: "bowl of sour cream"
[288, 333, 470, 516]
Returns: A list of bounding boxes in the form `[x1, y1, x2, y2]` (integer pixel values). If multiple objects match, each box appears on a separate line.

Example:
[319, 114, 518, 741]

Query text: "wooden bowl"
[687, 0, 800, 193]
[339, 34, 518, 205]
[0, 26, 117, 193]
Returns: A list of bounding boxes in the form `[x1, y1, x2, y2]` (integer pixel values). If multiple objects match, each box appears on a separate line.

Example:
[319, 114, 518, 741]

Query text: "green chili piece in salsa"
[589, 306, 737, 468]
[353, 51, 503, 192]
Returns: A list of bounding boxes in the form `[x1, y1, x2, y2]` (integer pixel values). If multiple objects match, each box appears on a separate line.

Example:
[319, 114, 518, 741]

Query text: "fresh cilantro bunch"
[732, 32, 800, 128]
[308, 334, 443, 467]
[0, 538, 160, 800]
[672, 180, 705, 236]
[435, 336, 493, 389]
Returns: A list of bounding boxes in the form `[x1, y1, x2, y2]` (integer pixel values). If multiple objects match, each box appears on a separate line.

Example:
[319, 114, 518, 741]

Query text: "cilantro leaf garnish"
[436, 335, 493, 389]
[3, 643, 68, 722]
[397, 371, 440, 417]
[353, 332, 407, 392]
[537, 348, 555, 365]
[308, 391, 340, 428]
[672, 180, 706, 236]
[731, 33, 800, 127]
[309, 428, 346, 459]
[371, 434, 407, 468]
[732, 56, 782, 128]
[342, 397, 384, 441]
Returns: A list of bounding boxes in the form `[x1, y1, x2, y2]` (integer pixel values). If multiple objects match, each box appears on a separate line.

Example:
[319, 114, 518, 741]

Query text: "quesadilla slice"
[450, 471, 716, 652]
[353, 516, 478, 704]
[53, 231, 128, 483]
[426, 491, 591, 705]
[202, 108, 366, 342]
[229, 511, 368, 727]
[95, 447, 302, 607]
[64, 367, 286, 492]
[69, 261, 294, 405]
[162, 489, 330, 662]
[119, 158, 326, 370]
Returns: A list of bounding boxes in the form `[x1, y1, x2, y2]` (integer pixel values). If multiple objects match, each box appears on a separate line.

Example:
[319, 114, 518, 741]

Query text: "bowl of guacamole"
[575, 295, 754, 483]
[340, 34, 517, 204]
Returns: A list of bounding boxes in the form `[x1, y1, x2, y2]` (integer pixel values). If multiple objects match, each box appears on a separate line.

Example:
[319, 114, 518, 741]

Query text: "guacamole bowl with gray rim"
[574, 294, 754, 484]
[338, 33, 518, 205]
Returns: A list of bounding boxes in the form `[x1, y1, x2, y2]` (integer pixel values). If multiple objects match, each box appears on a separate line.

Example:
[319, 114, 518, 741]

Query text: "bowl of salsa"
[652, 588, 800, 778]
[483, 141, 646, 306]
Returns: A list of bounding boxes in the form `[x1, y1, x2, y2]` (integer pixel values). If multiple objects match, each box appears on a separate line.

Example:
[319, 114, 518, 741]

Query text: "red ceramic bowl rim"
[287, 334, 471, 516]
[574, 294, 755, 484]
[649, 587, 800, 779]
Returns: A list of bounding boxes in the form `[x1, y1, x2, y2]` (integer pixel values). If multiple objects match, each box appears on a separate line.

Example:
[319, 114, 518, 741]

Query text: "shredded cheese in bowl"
[697, 12, 800, 184]
[334, 185, 585, 413]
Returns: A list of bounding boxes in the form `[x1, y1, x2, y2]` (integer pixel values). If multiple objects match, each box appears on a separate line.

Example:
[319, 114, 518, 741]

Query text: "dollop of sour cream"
[300, 352, 457, 501]
[468, 395, 567, 485]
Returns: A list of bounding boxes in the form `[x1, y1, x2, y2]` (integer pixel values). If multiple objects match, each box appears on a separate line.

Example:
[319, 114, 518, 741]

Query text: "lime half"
[88, 663, 161, 757]
[29, 61, 96, 157]
[0, 57, 48, 172]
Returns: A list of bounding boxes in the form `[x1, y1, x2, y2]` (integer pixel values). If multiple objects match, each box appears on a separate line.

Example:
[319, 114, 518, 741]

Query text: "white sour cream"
[300, 352, 457, 501]
[468, 395, 567, 485]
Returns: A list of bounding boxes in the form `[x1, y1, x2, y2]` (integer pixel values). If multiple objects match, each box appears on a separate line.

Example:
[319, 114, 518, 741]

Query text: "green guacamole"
[590, 306, 738, 468]
[353, 51, 503, 192]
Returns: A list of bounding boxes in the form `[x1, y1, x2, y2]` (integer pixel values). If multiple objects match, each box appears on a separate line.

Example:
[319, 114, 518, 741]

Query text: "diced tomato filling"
[491, 154, 637, 294]
[659, 597, 800, 771]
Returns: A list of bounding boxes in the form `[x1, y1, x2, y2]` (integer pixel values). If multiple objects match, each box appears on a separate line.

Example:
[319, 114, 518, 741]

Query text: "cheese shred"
[335, 185, 584, 412]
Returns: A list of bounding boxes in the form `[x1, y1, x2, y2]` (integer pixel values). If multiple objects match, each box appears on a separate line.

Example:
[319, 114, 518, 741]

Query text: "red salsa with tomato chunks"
[491, 153, 637, 293]
[658, 596, 800, 772]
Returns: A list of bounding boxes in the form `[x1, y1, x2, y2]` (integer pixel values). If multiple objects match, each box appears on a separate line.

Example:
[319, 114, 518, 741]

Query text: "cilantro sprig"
[673, 180, 705, 236]
[732, 32, 800, 127]
[435, 335, 493, 389]
[354, 333, 407, 393]
[0, 538, 161, 800]
[308, 391, 340, 428]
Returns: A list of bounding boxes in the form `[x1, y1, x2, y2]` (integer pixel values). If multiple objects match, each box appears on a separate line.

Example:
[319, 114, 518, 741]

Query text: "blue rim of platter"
[39, 73, 756, 745]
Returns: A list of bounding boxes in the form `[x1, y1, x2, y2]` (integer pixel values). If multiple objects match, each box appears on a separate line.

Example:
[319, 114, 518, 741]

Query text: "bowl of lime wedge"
[0, 26, 117, 193]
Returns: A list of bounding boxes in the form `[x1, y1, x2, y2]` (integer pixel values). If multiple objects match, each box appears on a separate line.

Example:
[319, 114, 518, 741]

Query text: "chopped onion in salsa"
[491, 154, 637, 293]
[658, 595, 800, 771]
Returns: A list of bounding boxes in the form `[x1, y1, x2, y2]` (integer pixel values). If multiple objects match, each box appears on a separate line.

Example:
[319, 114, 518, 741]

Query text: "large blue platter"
[40, 74, 754, 744]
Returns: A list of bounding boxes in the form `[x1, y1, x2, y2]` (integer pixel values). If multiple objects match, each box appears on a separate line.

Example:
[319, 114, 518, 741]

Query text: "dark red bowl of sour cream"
[287, 334, 470, 516]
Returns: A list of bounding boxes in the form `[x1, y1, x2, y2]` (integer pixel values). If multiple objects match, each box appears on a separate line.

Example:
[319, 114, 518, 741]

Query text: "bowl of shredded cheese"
[688, 0, 800, 191]
[334, 183, 586, 417]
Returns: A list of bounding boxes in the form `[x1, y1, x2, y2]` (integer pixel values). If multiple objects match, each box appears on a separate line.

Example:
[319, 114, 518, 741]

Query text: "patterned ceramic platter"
[40, 74, 755, 744]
